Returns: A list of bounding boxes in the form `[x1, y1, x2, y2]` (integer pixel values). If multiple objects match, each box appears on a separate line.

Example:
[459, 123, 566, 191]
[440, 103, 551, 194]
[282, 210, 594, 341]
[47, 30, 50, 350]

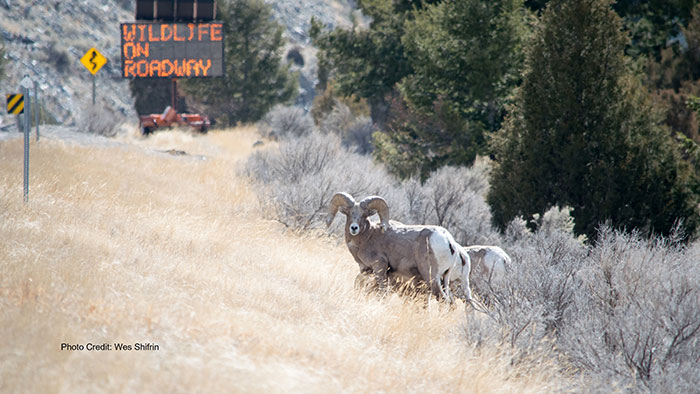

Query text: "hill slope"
[0, 0, 355, 128]
[0, 1, 135, 126]
[0, 127, 572, 392]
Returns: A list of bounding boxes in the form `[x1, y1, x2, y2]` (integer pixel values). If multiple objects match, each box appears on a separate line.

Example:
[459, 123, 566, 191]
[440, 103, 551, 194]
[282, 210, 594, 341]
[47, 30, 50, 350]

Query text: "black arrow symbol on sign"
[89, 50, 97, 71]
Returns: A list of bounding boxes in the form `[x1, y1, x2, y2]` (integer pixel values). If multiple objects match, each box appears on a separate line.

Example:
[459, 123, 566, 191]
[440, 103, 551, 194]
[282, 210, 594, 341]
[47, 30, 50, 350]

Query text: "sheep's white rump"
[430, 228, 472, 302]
[464, 245, 510, 284]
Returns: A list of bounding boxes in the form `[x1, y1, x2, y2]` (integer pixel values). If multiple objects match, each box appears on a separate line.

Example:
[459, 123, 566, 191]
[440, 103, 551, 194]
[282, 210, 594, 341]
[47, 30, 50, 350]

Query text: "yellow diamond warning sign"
[80, 48, 108, 75]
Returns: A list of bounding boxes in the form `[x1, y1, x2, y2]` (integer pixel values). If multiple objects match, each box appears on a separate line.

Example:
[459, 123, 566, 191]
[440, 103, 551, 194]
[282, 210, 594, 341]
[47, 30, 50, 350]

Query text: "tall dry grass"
[0, 127, 575, 393]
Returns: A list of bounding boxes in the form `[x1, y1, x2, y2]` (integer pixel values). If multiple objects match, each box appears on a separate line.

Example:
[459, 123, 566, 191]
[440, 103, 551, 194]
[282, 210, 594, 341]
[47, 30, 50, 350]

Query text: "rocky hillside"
[0, 0, 355, 130]
[0, 0, 134, 128]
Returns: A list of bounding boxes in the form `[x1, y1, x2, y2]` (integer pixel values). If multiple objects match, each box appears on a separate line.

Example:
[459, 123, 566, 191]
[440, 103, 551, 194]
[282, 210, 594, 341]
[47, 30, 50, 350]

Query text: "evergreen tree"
[640, 3, 700, 146]
[310, 0, 437, 125]
[613, 0, 695, 58]
[525, 0, 695, 57]
[489, 0, 699, 239]
[181, 0, 297, 126]
[400, 0, 526, 131]
[373, 0, 527, 179]
[373, 96, 482, 179]
[682, 4, 700, 82]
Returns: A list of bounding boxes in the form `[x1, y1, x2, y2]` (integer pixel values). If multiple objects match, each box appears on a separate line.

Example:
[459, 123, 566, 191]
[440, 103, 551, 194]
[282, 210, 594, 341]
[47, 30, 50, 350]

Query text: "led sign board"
[121, 22, 224, 78]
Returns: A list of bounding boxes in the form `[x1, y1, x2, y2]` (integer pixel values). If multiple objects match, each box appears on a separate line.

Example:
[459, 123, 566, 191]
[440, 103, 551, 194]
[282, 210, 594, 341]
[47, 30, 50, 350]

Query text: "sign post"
[80, 47, 108, 105]
[20, 75, 33, 203]
[34, 80, 39, 142]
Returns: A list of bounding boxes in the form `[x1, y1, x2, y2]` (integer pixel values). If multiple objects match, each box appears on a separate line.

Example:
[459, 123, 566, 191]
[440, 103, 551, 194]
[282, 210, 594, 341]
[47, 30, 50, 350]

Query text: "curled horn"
[326, 192, 356, 227]
[360, 196, 389, 231]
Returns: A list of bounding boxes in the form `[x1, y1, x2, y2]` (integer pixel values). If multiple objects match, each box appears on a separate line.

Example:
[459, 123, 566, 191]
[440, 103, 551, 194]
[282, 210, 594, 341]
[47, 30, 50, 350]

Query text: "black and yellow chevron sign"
[6, 94, 24, 114]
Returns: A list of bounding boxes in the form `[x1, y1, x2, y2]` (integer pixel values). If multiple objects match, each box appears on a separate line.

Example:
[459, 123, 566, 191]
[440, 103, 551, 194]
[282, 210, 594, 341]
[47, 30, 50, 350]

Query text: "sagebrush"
[245, 110, 700, 391]
[78, 106, 120, 137]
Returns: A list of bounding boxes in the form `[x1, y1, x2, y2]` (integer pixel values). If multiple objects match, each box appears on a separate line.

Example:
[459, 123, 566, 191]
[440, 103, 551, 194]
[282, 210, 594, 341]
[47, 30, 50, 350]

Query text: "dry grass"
[0, 127, 574, 393]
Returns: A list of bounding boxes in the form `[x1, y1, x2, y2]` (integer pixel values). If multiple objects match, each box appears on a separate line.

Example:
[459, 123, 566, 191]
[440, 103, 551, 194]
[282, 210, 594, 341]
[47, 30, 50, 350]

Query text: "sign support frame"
[34, 81, 40, 142]
[20, 75, 33, 203]
[23, 85, 30, 203]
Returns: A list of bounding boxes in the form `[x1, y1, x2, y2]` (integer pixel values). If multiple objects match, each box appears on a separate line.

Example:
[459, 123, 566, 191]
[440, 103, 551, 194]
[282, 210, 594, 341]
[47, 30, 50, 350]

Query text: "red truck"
[139, 106, 210, 135]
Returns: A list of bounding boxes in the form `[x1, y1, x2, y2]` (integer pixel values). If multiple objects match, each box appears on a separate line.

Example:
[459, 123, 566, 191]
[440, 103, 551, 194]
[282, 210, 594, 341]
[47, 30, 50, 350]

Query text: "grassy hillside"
[0, 128, 573, 393]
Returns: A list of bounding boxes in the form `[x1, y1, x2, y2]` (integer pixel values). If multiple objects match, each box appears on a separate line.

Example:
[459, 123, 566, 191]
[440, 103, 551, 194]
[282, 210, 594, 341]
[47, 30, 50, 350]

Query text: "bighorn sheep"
[463, 245, 510, 285]
[326, 192, 472, 302]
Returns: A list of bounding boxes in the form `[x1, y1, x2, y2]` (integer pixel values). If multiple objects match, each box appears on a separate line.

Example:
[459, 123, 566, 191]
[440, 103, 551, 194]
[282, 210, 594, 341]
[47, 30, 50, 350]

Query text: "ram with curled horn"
[326, 192, 473, 303]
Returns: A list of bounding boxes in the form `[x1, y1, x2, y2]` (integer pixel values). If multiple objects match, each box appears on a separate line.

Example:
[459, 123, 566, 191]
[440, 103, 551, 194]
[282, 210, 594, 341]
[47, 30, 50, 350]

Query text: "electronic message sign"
[121, 22, 224, 78]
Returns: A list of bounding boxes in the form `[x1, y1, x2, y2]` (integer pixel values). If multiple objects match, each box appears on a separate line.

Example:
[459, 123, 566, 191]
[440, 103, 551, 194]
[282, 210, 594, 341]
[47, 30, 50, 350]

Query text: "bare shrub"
[320, 102, 376, 154]
[244, 131, 406, 231]
[475, 223, 586, 347]
[558, 226, 700, 391]
[505, 215, 531, 242]
[400, 176, 431, 224]
[319, 101, 353, 136]
[78, 106, 120, 137]
[471, 222, 700, 392]
[536, 205, 576, 234]
[344, 116, 375, 154]
[247, 142, 500, 242]
[400, 159, 500, 246]
[258, 104, 314, 140]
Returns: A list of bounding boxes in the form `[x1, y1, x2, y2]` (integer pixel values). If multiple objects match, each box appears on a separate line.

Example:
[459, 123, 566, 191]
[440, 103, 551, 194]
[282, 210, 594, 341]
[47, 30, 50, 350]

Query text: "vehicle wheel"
[142, 126, 153, 135]
[200, 125, 208, 134]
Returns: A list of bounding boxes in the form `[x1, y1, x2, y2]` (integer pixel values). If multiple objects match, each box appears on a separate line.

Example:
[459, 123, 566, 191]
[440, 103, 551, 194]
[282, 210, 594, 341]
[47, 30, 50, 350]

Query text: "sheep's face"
[346, 205, 372, 237]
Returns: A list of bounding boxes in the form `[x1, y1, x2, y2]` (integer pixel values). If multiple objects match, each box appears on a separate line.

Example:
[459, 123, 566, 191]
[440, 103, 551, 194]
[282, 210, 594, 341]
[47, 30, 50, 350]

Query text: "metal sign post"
[34, 80, 40, 142]
[23, 86, 29, 202]
[20, 75, 33, 203]
[80, 48, 107, 133]
[80, 47, 107, 106]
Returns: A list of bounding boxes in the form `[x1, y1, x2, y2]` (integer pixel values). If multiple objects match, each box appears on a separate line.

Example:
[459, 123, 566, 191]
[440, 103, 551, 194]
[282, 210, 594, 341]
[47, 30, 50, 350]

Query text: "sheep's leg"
[461, 261, 474, 304]
[443, 270, 454, 304]
[424, 261, 449, 302]
[354, 271, 371, 290]
[441, 271, 455, 303]
[371, 259, 389, 293]
[461, 277, 484, 313]
[359, 265, 372, 274]
[374, 269, 388, 291]
[463, 283, 473, 304]
[430, 278, 442, 300]
[430, 273, 451, 302]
